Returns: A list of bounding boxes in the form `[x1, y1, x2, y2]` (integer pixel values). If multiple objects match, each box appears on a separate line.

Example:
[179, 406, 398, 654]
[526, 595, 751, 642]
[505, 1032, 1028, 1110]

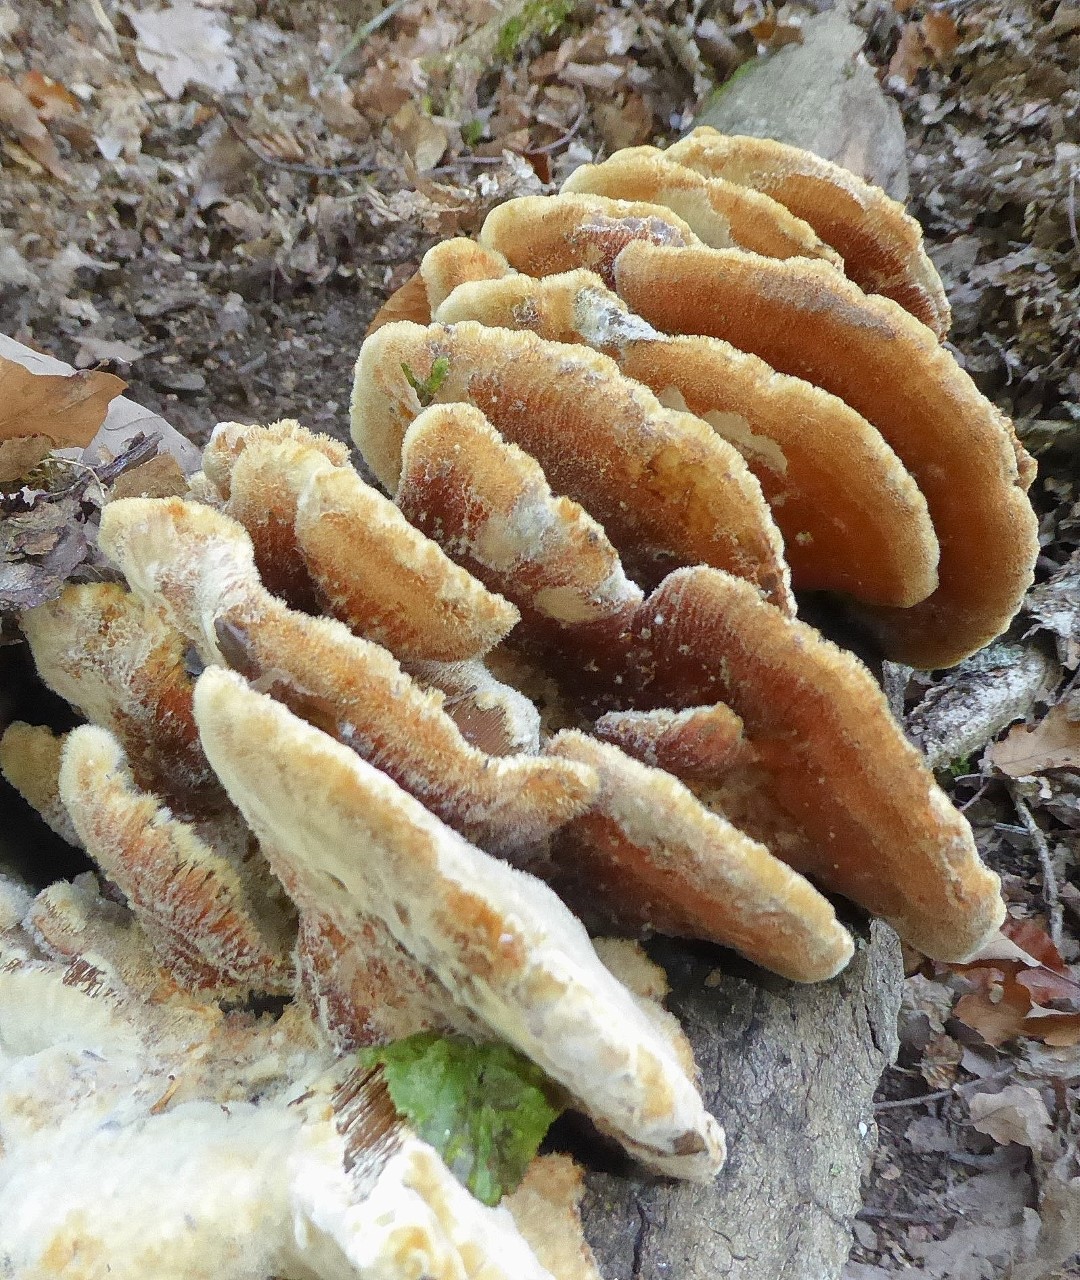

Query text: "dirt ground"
[1, 0, 1078, 1276]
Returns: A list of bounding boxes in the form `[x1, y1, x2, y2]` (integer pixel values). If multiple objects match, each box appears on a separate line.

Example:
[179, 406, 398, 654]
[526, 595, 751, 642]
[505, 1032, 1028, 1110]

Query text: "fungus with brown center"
[2, 132, 1034, 1280]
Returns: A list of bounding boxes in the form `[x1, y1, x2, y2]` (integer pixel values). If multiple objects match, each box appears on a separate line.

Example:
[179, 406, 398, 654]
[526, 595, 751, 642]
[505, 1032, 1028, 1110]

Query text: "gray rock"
[694, 5, 909, 199]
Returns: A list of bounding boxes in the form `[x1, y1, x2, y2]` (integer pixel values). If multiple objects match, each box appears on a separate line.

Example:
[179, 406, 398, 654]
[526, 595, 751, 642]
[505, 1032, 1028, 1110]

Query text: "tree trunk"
[583, 922, 903, 1280]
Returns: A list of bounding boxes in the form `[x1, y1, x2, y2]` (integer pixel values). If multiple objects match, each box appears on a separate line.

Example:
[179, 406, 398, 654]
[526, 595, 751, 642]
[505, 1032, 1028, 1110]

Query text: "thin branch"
[216, 105, 377, 178]
[321, 0, 414, 83]
[1009, 788, 1064, 950]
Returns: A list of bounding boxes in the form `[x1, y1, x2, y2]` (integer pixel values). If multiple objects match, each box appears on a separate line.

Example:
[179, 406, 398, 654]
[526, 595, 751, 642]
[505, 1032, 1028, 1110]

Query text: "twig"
[216, 106, 377, 178]
[321, 0, 413, 83]
[857, 1208, 940, 1224]
[1009, 789, 1064, 950]
[874, 1087, 952, 1112]
[86, 0, 120, 53]
[528, 104, 586, 155]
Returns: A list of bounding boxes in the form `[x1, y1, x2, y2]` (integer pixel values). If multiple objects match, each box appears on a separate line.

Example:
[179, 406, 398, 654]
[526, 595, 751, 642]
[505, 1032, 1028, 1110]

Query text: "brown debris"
[352, 320, 792, 609]
[58, 724, 293, 996]
[543, 731, 854, 983]
[96, 497, 596, 857]
[612, 240, 1039, 667]
[436, 268, 941, 609]
[667, 127, 951, 338]
[561, 145, 842, 266]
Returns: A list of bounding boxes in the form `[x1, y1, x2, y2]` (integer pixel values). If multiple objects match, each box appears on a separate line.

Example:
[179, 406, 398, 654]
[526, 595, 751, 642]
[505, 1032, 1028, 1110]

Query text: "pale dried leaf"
[969, 1085, 1053, 1149]
[987, 703, 1080, 777]
[126, 2, 240, 101]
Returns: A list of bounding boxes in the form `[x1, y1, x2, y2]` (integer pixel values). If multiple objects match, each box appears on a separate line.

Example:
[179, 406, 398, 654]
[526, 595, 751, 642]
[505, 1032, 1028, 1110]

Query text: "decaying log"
[581, 924, 902, 1280]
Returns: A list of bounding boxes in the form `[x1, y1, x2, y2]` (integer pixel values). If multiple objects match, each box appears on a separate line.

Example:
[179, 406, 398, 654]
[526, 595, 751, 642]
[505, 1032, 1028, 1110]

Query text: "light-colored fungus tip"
[58, 724, 294, 996]
[193, 666, 727, 1180]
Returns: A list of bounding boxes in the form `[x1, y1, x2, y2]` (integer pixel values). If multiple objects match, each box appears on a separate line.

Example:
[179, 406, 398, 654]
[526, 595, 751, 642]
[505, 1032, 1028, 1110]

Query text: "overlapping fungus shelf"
[1, 133, 1036, 1280]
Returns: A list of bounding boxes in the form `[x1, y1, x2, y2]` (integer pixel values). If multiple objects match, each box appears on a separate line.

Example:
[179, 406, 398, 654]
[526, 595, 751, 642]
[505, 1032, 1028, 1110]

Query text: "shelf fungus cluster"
[1, 134, 1037, 1279]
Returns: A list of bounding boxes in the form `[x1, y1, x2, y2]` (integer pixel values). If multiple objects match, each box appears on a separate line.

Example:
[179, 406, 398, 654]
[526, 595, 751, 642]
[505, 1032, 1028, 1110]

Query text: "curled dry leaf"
[0, 353, 125, 448]
[968, 1084, 1053, 1150]
[986, 702, 1080, 777]
[0, 76, 68, 181]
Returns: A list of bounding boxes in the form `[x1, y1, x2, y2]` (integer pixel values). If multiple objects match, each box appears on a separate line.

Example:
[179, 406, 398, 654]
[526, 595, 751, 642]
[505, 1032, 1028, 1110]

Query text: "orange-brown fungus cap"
[592, 704, 748, 781]
[366, 240, 511, 337]
[562, 146, 842, 267]
[622, 565, 1005, 962]
[352, 320, 792, 608]
[436, 269, 940, 608]
[480, 193, 698, 287]
[543, 731, 854, 983]
[214, 420, 350, 611]
[21, 582, 217, 811]
[212, 420, 520, 663]
[397, 402, 643, 639]
[97, 497, 597, 858]
[667, 127, 951, 338]
[613, 240, 1038, 667]
[295, 461, 519, 663]
[59, 725, 294, 995]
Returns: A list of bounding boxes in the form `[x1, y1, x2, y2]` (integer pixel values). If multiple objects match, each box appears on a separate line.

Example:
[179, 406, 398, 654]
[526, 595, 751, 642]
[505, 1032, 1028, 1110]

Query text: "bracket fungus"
[2, 134, 1036, 1279]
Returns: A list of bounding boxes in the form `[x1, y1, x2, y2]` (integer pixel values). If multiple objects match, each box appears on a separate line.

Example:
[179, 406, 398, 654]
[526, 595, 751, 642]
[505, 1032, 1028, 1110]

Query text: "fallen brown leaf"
[0, 356, 125, 448]
[20, 69, 80, 121]
[921, 11, 961, 61]
[0, 77, 68, 181]
[969, 1083, 1052, 1149]
[987, 703, 1080, 776]
[0, 434, 51, 484]
[952, 919, 1080, 1047]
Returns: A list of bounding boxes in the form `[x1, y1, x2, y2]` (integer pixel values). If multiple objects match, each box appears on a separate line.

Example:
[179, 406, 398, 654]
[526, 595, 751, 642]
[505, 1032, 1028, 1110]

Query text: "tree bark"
[583, 922, 903, 1280]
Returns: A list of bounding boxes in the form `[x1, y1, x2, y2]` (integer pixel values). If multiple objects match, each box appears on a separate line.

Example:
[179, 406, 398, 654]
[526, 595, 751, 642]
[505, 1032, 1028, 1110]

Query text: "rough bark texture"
[583, 922, 904, 1280]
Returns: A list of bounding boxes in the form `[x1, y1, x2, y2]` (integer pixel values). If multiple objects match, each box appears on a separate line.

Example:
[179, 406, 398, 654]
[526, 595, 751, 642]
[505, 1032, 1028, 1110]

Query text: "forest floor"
[1, 1, 1078, 1276]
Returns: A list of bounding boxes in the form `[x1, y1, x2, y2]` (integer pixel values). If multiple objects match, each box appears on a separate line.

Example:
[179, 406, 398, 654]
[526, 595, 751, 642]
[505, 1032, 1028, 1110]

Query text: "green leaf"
[359, 1033, 564, 1205]
[401, 356, 450, 408]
